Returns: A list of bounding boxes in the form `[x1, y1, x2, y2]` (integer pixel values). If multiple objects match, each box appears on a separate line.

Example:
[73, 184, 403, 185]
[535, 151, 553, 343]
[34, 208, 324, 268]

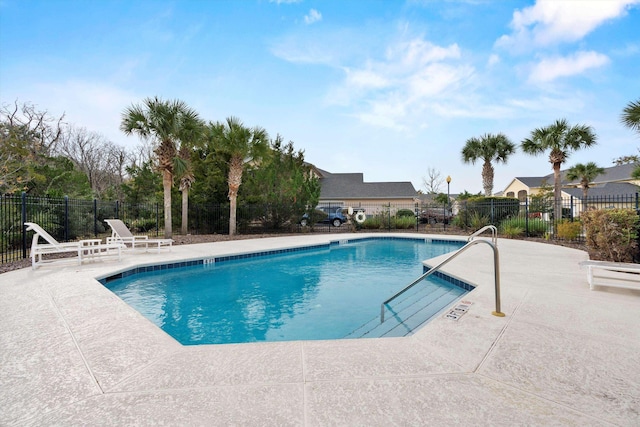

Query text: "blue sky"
[1, 0, 639, 194]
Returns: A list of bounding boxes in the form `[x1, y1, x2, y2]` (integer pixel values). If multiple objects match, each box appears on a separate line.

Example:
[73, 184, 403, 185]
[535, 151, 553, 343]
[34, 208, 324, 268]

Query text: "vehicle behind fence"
[2, 192, 639, 265]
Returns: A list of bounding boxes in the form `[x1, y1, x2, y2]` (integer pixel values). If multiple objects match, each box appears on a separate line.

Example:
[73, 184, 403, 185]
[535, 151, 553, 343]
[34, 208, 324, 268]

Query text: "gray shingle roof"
[562, 182, 639, 199]
[319, 173, 417, 199]
[515, 164, 637, 189]
[563, 163, 636, 185]
[515, 177, 552, 187]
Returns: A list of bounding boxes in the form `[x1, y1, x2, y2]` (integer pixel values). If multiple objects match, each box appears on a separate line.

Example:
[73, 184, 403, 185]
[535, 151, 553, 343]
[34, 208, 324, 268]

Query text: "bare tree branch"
[422, 167, 442, 194]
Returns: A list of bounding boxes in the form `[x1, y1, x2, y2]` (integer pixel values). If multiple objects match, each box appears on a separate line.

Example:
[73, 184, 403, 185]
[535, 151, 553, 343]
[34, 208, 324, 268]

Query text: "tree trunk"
[482, 160, 494, 196]
[227, 156, 244, 236]
[181, 188, 188, 235]
[553, 162, 562, 226]
[229, 189, 237, 236]
[162, 169, 172, 239]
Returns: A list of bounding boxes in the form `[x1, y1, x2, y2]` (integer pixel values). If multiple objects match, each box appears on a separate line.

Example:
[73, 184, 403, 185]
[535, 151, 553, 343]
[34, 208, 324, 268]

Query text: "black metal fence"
[1, 193, 162, 264]
[3, 192, 639, 265]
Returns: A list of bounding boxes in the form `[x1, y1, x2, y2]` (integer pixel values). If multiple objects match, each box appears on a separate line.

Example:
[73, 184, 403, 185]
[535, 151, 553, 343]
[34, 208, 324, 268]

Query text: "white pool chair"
[579, 260, 640, 291]
[104, 219, 173, 252]
[25, 222, 123, 270]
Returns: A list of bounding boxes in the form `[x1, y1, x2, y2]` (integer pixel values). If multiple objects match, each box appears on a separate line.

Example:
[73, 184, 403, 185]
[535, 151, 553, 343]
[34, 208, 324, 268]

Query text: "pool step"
[344, 281, 466, 339]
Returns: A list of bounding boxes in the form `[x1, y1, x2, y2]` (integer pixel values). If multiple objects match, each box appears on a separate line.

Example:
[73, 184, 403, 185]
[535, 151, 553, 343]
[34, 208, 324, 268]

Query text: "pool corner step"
[344, 285, 465, 339]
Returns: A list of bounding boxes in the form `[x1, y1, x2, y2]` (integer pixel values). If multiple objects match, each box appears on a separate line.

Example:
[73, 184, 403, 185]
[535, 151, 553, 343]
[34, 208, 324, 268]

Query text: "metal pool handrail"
[380, 239, 504, 323]
[467, 225, 498, 246]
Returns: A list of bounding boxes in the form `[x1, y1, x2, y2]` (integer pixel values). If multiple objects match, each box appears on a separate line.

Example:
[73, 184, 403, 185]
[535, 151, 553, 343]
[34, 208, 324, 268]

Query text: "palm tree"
[461, 133, 516, 196]
[565, 162, 604, 213]
[209, 117, 269, 235]
[621, 99, 640, 134]
[175, 120, 206, 235]
[176, 146, 195, 235]
[121, 97, 202, 238]
[621, 99, 640, 179]
[521, 119, 597, 223]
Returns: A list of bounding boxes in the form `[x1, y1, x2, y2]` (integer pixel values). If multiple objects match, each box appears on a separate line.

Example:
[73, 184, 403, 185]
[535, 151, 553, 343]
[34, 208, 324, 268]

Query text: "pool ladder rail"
[467, 225, 498, 246]
[380, 226, 503, 323]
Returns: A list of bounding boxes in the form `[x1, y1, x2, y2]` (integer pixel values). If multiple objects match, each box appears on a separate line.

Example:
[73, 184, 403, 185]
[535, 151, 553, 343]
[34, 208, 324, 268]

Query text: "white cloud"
[497, 0, 640, 50]
[487, 54, 500, 67]
[326, 37, 474, 130]
[270, 38, 336, 65]
[344, 67, 389, 89]
[611, 42, 640, 57]
[304, 9, 322, 25]
[269, 0, 302, 4]
[24, 80, 140, 147]
[386, 38, 460, 66]
[528, 50, 610, 83]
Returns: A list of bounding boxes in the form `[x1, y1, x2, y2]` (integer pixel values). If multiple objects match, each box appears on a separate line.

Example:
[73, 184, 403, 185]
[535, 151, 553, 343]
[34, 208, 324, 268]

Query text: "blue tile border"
[99, 237, 470, 288]
[423, 266, 476, 292]
[99, 259, 204, 284]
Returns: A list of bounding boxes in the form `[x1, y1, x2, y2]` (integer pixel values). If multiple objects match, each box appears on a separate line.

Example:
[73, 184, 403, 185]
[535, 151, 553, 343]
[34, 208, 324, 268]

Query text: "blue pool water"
[103, 238, 468, 345]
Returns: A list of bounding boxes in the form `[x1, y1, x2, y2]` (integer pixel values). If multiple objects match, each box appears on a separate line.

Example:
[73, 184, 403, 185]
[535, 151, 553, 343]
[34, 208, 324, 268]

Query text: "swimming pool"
[103, 237, 469, 345]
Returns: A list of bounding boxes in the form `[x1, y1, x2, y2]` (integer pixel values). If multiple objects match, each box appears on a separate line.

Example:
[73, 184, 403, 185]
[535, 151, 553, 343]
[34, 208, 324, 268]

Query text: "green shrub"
[582, 208, 639, 262]
[451, 214, 467, 228]
[499, 217, 548, 237]
[130, 217, 157, 232]
[556, 220, 582, 240]
[394, 216, 415, 229]
[501, 224, 524, 238]
[464, 196, 520, 223]
[361, 215, 383, 229]
[396, 209, 415, 218]
[469, 212, 490, 229]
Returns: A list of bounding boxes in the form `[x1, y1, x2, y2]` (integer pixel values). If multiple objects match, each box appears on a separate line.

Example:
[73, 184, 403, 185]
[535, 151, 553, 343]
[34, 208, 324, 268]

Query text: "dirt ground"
[1, 230, 588, 274]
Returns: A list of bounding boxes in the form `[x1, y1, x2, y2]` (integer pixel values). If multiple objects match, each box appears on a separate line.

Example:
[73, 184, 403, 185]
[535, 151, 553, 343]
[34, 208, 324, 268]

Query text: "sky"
[1, 0, 639, 195]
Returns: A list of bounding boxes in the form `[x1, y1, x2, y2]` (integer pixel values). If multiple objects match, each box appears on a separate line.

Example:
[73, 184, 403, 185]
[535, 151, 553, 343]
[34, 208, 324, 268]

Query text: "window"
[518, 190, 527, 201]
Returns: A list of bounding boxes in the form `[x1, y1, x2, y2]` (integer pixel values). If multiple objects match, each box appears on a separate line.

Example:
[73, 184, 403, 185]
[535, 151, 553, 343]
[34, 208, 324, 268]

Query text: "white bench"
[579, 260, 640, 291]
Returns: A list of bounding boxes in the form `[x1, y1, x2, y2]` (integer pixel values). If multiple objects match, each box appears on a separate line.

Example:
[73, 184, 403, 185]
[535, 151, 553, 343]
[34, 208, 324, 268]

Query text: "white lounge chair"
[25, 222, 123, 270]
[579, 260, 640, 291]
[104, 219, 173, 252]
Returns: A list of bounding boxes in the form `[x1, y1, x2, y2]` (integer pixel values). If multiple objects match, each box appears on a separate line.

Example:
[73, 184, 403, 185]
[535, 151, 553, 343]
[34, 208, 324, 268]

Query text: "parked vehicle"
[300, 206, 347, 227]
[419, 208, 453, 224]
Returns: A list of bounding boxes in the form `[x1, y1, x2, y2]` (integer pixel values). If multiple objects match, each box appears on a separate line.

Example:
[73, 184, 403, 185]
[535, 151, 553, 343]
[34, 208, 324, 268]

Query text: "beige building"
[501, 163, 639, 217]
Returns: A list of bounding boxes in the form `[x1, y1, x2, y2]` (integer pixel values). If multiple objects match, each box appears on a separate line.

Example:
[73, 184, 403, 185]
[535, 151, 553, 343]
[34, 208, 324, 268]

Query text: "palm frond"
[621, 99, 640, 133]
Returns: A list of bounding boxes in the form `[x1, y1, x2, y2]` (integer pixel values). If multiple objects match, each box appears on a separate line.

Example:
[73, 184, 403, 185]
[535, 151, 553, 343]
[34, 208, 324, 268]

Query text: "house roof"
[562, 182, 639, 199]
[508, 164, 638, 192]
[513, 176, 551, 188]
[319, 172, 417, 199]
[564, 163, 637, 186]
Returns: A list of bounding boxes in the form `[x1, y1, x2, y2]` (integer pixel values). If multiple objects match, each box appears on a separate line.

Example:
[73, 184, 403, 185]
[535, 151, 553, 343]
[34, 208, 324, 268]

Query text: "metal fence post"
[463, 200, 468, 231]
[443, 201, 446, 231]
[64, 196, 69, 241]
[490, 198, 495, 224]
[93, 199, 98, 237]
[21, 192, 27, 259]
[115, 200, 119, 219]
[570, 196, 574, 221]
[156, 202, 160, 237]
[525, 197, 529, 237]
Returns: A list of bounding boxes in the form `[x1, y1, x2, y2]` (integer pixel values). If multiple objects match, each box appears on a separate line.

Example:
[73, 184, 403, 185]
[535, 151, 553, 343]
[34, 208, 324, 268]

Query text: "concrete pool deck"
[1, 233, 639, 425]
